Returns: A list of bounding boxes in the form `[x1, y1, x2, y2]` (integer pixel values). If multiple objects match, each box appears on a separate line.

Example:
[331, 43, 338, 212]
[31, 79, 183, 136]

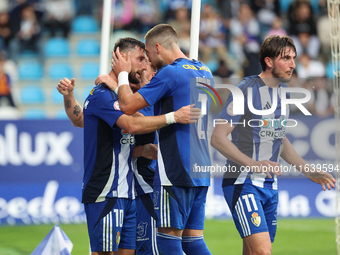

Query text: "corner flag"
[31, 225, 73, 255]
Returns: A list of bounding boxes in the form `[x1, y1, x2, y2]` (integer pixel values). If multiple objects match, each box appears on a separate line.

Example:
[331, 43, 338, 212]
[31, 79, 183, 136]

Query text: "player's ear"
[151, 72, 156, 77]
[264, 57, 273, 69]
[155, 43, 161, 54]
[120, 51, 127, 60]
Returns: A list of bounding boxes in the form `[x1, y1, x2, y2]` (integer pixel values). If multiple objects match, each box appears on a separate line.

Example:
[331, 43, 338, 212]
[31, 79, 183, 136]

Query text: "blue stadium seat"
[48, 63, 74, 79]
[23, 109, 47, 119]
[72, 16, 99, 33]
[80, 62, 100, 79]
[51, 88, 65, 104]
[279, 0, 294, 13]
[18, 62, 43, 80]
[205, 60, 219, 73]
[20, 86, 45, 104]
[76, 39, 100, 56]
[44, 38, 70, 58]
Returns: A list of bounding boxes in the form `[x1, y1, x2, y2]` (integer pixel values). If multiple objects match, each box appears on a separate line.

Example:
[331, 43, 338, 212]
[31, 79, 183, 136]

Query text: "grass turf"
[0, 219, 336, 255]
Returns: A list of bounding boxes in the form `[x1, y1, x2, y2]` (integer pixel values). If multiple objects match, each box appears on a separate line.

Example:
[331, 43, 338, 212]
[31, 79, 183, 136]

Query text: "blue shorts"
[136, 193, 158, 255]
[153, 185, 208, 230]
[85, 198, 136, 252]
[223, 184, 278, 242]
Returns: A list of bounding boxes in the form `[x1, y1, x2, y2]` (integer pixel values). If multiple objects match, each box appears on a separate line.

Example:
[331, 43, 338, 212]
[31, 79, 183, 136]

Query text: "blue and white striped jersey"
[82, 85, 135, 203]
[138, 58, 214, 187]
[133, 105, 156, 196]
[219, 75, 290, 190]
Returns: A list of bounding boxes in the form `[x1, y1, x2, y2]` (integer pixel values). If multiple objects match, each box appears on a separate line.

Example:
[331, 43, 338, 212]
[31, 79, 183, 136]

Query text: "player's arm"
[211, 119, 280, 178]
[132, 144, 157, 160]
[280, 137, 335, 191]
[115, 104, 199, 135]
[57, 78, 84, 127]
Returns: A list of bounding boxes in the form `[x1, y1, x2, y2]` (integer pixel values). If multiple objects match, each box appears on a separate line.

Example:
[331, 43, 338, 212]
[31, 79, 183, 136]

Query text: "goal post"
[328, 1, 340, 254]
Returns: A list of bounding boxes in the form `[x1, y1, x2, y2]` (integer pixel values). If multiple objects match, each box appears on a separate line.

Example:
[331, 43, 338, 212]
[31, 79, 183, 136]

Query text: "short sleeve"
[138, 74, 172, 106]
[219, 92, 245, 123]
[95, 93, 124, 128]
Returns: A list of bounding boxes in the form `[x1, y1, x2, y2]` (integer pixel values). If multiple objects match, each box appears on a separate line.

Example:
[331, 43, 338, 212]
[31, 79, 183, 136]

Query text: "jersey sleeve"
[95, 92, 124, 128]
[219, 91, 246, 123]
[138, 72, 172, 106]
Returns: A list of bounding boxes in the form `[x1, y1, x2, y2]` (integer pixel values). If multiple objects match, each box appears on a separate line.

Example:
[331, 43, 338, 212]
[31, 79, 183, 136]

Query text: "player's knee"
[252, 247, 272, 255]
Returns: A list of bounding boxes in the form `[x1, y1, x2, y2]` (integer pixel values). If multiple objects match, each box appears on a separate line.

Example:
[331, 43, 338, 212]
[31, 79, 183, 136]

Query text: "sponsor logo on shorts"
[137, 222, 148, 238]
[251, 212, 261, 227]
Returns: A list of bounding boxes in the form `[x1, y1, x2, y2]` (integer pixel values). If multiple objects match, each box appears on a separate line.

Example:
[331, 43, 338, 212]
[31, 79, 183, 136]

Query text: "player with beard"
[108, 24, 214, 255]
[57, 37, 199, 255]
[211, 35, 335, 255]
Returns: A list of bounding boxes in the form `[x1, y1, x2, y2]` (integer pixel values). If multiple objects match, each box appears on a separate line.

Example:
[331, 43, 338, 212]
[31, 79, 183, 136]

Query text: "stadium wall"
[0, 116, 336, 225]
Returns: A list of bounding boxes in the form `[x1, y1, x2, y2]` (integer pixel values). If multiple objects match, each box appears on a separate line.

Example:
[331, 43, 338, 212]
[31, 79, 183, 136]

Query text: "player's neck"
[164, 48, 189, 64]
[109, 70, 118, 82]
[258, 71, 280, 88]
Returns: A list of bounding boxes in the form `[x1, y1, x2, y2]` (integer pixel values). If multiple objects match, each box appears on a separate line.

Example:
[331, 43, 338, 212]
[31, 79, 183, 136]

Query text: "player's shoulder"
[279, 82, 288, 88]
[86, 84, 117, 103]
[237, 75, 264, 90]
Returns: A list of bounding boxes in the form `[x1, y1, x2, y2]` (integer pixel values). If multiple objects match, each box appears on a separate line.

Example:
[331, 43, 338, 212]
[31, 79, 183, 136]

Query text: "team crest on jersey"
[113, 101, 121, 110]
[251, 212, 261, 227]
[137, 222, 148, 238]
[227, 101, 236, 116]
[116, 231, 121, 246]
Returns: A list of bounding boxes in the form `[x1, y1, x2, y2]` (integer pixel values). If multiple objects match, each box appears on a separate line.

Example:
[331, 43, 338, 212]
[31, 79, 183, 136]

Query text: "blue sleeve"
[95, 93, 124, 128]
[219, 91, 247, 123]
[138, 72, 172, 106]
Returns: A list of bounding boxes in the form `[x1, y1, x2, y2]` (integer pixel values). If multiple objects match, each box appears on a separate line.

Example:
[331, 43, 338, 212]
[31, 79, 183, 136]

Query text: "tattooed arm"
[57, 78, 84, 127]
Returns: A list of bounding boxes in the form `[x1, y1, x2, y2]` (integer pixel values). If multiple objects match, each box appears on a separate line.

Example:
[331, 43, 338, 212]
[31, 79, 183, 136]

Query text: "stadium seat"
[76, 39, 100, 56]
[48, 63, 74, 79]
[20, 86, 46, 104]
[18, 61, 43, 80]
[44, 38, 70, 58]
[71, 16, 99, 33]
[51, 88, 65, 104]
[80, 62, 100, 80]
[23, 109, 47, 119]
[205, 60, 219, 73]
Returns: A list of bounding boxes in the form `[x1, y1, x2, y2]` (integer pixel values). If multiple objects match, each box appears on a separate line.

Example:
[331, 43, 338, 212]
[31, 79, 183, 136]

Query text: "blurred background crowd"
[0, 0, 335, 119]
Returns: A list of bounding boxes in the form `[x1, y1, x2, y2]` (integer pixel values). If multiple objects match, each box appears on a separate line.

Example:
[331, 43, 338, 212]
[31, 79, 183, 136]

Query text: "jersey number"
[198, 93, 207, 139]
[114, 209, 124, 227]
[242, 194, 258, 212]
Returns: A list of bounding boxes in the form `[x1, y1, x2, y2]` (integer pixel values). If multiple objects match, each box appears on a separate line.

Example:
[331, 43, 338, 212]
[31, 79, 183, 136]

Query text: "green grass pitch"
[0, 219, 336, 255]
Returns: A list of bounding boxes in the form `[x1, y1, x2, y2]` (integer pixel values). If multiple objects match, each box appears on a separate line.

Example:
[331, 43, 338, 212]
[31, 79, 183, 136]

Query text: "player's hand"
[141, 143, 158, 160]
[95, 74, 117, 91]
[57, 78, 75, 96]
[249, 160, 282, 178]
[111, 47, 132, 76]
[305, 170, 336, 191]
[175, 104, 201, 124]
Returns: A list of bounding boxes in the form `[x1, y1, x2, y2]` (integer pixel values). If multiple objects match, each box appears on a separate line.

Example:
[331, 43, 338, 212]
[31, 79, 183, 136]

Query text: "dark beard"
[129, 71, 140, 84]
[154, 59, 164, 71]
[272, 67, 292, 83]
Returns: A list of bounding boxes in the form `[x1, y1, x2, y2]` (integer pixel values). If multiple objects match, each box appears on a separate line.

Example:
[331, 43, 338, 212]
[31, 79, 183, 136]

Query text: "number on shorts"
[113, 209, 124, 227]
[242, 194, 258, 212]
